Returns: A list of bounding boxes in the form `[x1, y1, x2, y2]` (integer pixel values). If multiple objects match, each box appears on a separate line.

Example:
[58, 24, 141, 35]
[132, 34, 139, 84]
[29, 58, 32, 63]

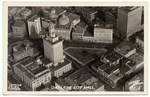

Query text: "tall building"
[27, 15, 42, 37]
[43, 23, 64, 64]
[43, 22, 72, 78]
[117, 7, 142, 38]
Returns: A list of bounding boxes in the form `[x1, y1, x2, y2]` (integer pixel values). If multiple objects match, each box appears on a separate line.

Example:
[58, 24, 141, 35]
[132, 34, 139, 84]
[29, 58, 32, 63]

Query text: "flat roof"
[115, 41, 136, 56]
[104, 67, 117, 75]
[30, 65, 47, 75]
[105, 51, 123, 63]
[20, 57, 33, 66]
[75, 7, 97, 14]
[67, 12, 80, 21]
[52, 58, 71, 70]
[43, 36, 62, 45]
[109, 72, 124, 81]
[41, 58, 52, 65]
[119, 65, 131, 75]
[13, 19, 25, 27]
[68, 68, 100, 86]
[55, 78, 71, 86]
[128, 53, 143, 65]
[92, 61, 105, 69]
[98, 63, 109, 71]
[15, 57, 50, 80]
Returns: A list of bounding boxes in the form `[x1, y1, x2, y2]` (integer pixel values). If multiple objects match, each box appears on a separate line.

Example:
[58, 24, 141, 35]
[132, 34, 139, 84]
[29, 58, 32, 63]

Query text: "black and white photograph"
[2, 1, 148, 95]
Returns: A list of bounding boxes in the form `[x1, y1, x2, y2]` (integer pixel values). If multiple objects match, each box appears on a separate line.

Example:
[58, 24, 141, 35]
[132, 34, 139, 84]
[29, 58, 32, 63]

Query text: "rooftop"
[108, 72, 124, 82]
[72, 21, 87, 34]
[29, 65, 47, 75]
[14, 57, 50, 80]
[105, 51, 123, 63]
[52, 58, 71, 70]
[55, 78, 71, 87]
[119, 65, 131, 75]
[119, 6, 140, 13]
[91, 60, 105, 69]
[122, 57, 136, 68]
[128, 53, 143, 65]
[104, 67, 117, 75]
[13, 19, 25, 27]
[98, 63, 109, 71]
[115, 41, 136, 56]
[68, 69, 91, 83]
[41, 58, 52, 65]
[56, 12, 79, 29]
[75, 7, 97, 14]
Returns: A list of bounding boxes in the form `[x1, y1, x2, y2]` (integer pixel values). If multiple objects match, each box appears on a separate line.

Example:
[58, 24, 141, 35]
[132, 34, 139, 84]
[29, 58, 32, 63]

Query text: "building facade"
[27, 15, 42, 37]
[12, 40, 39, 62]
[117, 7, 142, 38]
[12, 19, 27, 38]
[13, 57, 51, 91]
[94, 27, 113, 43]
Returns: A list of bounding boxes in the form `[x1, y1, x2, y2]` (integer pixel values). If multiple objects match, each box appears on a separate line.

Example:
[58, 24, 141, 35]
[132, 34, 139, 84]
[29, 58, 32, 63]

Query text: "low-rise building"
[114, 41, 136, 57]
[55, 78, 71, 91]
[41, 7, 66, 28]
[82, 28, 94, 42]
[13, 57, 51, 91]
[127, 53, 144, 70]
[121, 58, 137, 73]
[13, 8, 32, 20]
[75, 7, 98, 21]
[12, 19, 27, 38]
[103, 51, 123, 66]
[11, 40, 39, 62]
[91, 60, 124, 87]
[72, 21, 88, 41]
[65, 68, 105, 91]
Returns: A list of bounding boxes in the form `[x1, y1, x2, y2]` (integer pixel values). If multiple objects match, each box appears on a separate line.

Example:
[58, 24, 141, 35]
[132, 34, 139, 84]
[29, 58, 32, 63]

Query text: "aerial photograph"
[7, 6, 144, 92]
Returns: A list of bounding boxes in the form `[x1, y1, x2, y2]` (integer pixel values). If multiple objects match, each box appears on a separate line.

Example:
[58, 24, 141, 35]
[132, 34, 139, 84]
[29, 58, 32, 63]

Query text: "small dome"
[58, 14, 69, 25]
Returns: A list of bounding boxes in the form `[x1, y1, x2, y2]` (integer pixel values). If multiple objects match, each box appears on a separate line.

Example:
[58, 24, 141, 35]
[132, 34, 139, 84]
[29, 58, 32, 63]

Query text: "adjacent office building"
[13, 57, 51, 91]
[117, 7, 142, 38]
[27, 15, 42, 37]
[94, 26, 113, 43]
